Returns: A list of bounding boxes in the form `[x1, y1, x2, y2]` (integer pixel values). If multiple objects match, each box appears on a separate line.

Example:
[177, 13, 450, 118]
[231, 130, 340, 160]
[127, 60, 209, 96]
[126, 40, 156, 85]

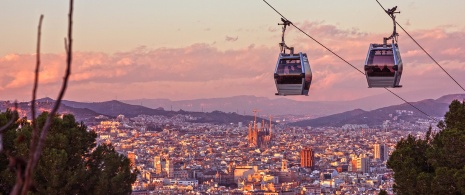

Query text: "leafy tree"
[0, 112, 137, 194]
[86, 144, 136, 195]
[0, 109, 20, 193]
[386, 132, 432, 194]
[388, 100, 465, 195]
[378, 189, 388, 195]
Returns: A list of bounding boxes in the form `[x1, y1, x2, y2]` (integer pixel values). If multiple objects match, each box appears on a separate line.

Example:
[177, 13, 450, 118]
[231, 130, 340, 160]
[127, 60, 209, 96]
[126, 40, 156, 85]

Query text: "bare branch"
[64, 38, 69, 53]
[15, 0, 74, 194]
[10, 14, 45, 195]
[31, 0, 73, 162]
[27, 14, 43, 162]
[32, 15, 43, 128]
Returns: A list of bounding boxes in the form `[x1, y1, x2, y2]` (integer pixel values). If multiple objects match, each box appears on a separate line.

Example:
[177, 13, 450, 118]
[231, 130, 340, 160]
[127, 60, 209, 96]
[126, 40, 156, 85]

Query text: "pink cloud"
[1, 22, 465, 102]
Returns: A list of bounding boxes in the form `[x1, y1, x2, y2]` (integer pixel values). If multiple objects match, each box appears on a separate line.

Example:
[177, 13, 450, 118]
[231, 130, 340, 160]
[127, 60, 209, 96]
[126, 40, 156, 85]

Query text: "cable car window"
[277, 59, 301, 74]
[276, 75, 302, 84]
[367, 50, 394, 65]
[366, 49, 395, 77]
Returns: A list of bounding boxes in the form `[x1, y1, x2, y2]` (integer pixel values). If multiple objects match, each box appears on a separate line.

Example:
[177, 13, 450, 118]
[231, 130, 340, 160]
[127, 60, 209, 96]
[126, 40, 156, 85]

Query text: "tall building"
[247, 110, 272, 149]
[356, 154, 370, 173]
[281, 159, 288, 172]
[128, 152, 136, 167]
[166, 158, 174, 178]
[300, 148, 314, 168]
[154, 156, 166, 175]
[154, 156, 160, 168]
[350, 159, 357, 173]
[374, 143, 388, 161]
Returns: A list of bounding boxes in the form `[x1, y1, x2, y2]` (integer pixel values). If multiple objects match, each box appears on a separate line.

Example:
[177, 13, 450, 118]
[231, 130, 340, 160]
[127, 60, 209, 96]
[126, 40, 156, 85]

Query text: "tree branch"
[26, 14, 43, 168]
[12, 0, 74, 194]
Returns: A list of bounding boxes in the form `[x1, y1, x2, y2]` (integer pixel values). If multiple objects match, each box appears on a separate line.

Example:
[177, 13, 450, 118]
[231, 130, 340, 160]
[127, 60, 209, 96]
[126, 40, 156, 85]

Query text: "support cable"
[376, 0, 465, 92]
[262, 0, 438, 122]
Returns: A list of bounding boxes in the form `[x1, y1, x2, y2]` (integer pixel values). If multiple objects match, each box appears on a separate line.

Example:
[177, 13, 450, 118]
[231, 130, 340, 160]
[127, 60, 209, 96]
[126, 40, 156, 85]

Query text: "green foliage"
[0, 112, 137, 194]
[378, 189, 388, 195]
[388, 100, 465, 195]
[86, 144, 137, 195]
[0, 110, 20, 193]
[443, 100, 465, 130]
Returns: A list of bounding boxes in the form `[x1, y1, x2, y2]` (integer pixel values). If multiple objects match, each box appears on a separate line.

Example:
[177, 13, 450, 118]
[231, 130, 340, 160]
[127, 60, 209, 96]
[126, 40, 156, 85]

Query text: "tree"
[388, 100, 465, 194]
[86, 144, 137, 195]
[378, 189, 388, 195]
[0, 112, 137, 194]
[0, 110, 20, 193]
[386, 133, 432, 194]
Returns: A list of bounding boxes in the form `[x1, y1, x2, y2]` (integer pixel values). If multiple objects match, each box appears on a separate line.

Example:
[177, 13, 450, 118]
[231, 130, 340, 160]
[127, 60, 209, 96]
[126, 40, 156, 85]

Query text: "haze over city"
[2, 0, 465, 103]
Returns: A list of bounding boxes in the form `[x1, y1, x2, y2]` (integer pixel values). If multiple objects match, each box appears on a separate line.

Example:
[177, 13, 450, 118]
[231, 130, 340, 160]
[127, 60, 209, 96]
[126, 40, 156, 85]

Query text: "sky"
[1, 0, 465, 103]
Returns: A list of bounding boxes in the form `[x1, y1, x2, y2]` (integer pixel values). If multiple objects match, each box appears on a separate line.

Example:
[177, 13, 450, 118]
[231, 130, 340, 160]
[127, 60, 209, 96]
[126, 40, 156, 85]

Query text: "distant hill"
[435, 94, 465, 104]
[61, 100, 169, 118]
[2, 93, 463, 126]
[290, 109, 368, 127]
[122, 95, 354, 117]
[122, 93, 460, 117]
[0, 99, 101, 122]
[289, 95, 463, 127]
[60, 99, 259, 124]
[2, 98, 260, 125]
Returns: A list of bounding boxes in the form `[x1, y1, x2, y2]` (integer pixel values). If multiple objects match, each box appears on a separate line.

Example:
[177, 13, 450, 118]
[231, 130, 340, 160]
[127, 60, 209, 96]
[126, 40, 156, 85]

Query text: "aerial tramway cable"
[262, 0, 439, 122]
[375, 0, 465, 93]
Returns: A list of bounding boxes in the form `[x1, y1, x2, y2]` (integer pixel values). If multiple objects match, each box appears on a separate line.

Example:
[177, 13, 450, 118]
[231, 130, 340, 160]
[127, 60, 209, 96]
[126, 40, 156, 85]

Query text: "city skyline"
[2, 0, 465, 102]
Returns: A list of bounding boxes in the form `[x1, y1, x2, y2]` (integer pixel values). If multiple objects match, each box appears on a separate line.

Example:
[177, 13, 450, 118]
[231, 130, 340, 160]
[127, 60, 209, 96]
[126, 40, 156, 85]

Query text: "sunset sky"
[1, 0, 465, 103]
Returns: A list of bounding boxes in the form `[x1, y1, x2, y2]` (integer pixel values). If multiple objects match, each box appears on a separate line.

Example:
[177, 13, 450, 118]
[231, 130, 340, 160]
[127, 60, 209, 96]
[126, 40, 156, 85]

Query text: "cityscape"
[2, 0, 465, 194]
[0, 95, 443, 194]
[92, 106, 430, 194]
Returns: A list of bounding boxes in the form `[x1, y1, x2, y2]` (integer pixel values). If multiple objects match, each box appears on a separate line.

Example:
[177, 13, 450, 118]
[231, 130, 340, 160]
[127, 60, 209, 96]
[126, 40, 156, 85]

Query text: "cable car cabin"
[274, 52, 312, 95]
[364, 43, 403, 88]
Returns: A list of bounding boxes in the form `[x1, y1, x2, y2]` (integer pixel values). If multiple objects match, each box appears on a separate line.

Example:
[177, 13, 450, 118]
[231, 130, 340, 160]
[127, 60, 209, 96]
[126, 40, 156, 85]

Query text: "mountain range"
[290, 94, 465, 127]
[1, 94, 463, 127]
[0, 98, 259, 125]
[121, 90, 459, 117]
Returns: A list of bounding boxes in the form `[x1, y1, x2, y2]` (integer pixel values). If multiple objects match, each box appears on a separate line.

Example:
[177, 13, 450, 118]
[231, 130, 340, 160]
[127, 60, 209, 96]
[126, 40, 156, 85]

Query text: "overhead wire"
[262, 0, 439, 122]
[262, 0, 364, 75]
[375, 0, 465, 93]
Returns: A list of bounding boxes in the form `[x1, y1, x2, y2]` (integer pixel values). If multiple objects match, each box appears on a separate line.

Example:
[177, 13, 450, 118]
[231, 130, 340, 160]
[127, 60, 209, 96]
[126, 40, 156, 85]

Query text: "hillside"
[290, 96, 457, 127]
[61, 99, 259, 124]
[122, 93, 462, 117]
[123, 95, 354, 117]
[1, 100, 101, 122]
[3, 93, 463, 126]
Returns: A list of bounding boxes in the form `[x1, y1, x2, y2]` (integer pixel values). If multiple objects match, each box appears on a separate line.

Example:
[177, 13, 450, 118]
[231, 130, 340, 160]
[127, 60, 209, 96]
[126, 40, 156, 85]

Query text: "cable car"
[274, 18, 312, 96]
[364, 6, 403, 88]
[364, 43, 403, 87]
[274, 52, 312, 95]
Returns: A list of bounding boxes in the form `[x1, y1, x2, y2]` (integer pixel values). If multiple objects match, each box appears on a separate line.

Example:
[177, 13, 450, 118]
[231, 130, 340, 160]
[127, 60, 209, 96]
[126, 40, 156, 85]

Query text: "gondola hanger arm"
[278, 18, 294, 54]
[383, 6, 400, 46]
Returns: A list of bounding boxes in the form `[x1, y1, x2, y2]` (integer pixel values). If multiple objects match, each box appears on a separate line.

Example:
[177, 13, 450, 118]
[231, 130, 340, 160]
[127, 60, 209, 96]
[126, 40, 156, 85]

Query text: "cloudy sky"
[1, 0, 465, 102]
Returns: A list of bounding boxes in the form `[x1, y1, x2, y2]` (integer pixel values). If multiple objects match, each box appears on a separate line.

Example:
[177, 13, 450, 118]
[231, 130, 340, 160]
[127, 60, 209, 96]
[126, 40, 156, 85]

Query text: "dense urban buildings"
[84, 110, 436, 194]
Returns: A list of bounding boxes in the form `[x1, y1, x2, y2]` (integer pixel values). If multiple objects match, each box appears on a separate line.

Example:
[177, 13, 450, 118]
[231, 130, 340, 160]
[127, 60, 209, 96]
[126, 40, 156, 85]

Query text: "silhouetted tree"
[0, 113, 137, 194]
[378, 189, 388, 195]
[388, 100, 465, 194]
